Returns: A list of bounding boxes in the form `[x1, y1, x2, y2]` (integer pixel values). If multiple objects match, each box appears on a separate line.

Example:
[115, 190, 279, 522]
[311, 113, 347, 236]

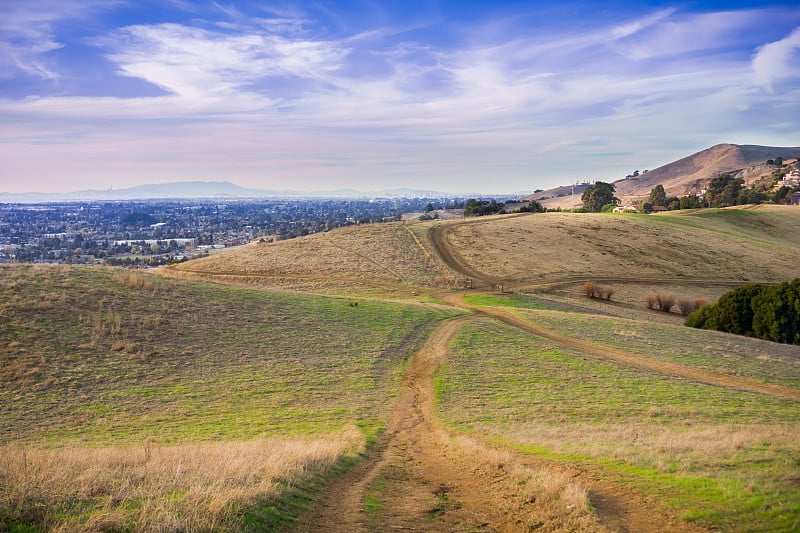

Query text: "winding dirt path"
[292, 317, 704, 533]
[292, 317, 524, 532]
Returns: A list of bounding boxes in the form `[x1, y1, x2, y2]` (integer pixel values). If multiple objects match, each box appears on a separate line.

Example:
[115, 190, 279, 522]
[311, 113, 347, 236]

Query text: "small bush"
[599, 286, 614, 300]
[584, 282, 614, 300]
[677, 297, 708, 316]
[677, 298, 694, 316]
[647, 293, 675, 312]
[583, 282, 597, 298]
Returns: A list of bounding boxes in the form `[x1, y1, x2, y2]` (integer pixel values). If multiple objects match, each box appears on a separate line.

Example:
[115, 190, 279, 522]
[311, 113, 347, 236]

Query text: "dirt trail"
[292, 317, 523, 532]
[293, 317, 704, 533]
[442, 294, 800, 402]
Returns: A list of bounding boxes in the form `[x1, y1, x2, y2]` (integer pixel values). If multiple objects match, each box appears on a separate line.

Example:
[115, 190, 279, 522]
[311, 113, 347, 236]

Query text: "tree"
[679, 195, 703, 209]
[686, 280, 800, 345]
[581, 182, 618, 212]
[705, 173, 744, 208]
[464, 199, 505, 217]
[648, 185, 667, 206]
[517, 200, 546, 213]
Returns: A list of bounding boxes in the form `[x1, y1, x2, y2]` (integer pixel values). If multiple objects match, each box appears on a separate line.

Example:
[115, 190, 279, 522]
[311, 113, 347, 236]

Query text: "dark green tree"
[648, 184, 667, 206]
[679, 195, 703, 209]
[705, 174, 744, 208]
[518, 200, 546, 213]
[464, 199, 505, 217]
[581, 182, 618, 212]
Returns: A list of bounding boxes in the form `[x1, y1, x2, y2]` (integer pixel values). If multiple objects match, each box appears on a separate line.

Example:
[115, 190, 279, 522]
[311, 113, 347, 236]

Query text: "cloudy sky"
[1, 0, 799, 194]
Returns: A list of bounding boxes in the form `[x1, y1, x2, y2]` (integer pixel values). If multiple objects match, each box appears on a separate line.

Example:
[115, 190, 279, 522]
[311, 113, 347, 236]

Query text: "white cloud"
[101, 23, 350, 103]
[0, 0, 116, 80]
[753, 26, 800, 91]
[1, 4, 798, 194]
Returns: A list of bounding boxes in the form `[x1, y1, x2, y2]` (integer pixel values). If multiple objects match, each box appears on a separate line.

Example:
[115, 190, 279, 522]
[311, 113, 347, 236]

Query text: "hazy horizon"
[1, 0, 799, 195]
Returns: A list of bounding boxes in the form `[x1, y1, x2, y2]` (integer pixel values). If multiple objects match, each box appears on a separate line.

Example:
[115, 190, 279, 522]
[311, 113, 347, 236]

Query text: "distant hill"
[0, 182, 460, 202]
[526, 144, 800, 208]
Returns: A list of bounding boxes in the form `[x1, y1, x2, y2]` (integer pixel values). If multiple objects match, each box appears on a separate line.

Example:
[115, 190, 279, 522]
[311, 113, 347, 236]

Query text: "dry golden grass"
[166, 222, 460, 294]
[437, 206, 800, 287]
[503, 421, 800, 481]
[438, 430, 605, 532]
[0, 426, 364, 532]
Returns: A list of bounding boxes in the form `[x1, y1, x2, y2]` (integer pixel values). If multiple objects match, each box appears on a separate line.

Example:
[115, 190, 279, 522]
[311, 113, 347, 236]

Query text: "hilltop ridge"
[527, 143, 800, 208]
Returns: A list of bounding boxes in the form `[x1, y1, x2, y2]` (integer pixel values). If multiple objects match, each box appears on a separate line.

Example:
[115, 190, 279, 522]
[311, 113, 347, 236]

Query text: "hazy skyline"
[1, 0, 799, 195]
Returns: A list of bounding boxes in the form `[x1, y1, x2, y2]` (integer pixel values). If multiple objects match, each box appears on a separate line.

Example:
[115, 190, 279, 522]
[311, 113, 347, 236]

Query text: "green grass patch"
[0, 264, 458, 445]
[435, 317, 800, 532]
[516, 308, 800, 390]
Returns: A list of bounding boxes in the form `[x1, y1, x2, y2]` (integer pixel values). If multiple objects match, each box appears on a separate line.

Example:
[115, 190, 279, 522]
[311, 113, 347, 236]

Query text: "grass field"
[436, 316, 800, 532]
[437, 206, 800, 288]
[0, 264, 458, 531]
[167, 221, 462, 295]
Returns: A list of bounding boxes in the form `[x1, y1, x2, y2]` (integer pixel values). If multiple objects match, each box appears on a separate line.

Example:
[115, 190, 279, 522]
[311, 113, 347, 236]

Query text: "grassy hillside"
[434, 206, 800, 292]
[166, 221, 461, 295]
[436, 312, 800, 532]
[0, 264, 458, 530]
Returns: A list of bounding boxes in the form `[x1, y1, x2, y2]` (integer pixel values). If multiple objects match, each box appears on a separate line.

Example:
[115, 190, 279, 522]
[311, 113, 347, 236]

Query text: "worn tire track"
[443, 293, 800, 402]
[292, 316, 527, 532]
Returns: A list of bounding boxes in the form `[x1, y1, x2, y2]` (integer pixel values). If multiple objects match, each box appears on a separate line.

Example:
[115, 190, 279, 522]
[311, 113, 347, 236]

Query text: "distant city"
[0, 197, 471, 267]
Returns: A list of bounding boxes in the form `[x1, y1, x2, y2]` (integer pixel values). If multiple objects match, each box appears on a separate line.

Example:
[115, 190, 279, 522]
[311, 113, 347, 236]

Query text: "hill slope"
[528, 143, 800, 208]
[173, 205, 800, 299]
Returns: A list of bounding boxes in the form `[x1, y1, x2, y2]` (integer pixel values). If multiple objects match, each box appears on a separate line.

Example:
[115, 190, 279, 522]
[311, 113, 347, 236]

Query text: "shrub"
[647, 292, 675, 312]
[583, 281, 597, 298]
[656, 293, 675, 312]
[686, 279, 800, 344]
[599, 286, 615, 300]
[584, 282, 614, 300]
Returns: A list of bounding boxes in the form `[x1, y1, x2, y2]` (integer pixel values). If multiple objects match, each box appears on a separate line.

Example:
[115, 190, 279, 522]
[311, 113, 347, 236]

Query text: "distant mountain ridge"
[0, 182, 463, 202]
[529, 143, 800, 208]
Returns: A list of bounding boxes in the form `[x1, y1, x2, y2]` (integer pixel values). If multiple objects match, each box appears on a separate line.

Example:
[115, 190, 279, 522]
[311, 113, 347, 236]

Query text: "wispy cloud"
[1, 3, 798, 193]
[753, 26, 800, 91]
[0, 0, 115, 80]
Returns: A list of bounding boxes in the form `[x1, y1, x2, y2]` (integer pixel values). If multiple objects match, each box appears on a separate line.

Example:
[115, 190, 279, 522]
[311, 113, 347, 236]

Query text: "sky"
[1, 0, 799, 195]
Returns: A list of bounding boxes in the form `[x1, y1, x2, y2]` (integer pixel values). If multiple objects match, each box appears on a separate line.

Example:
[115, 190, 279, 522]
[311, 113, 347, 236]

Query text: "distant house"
[612, 205, 638, 213]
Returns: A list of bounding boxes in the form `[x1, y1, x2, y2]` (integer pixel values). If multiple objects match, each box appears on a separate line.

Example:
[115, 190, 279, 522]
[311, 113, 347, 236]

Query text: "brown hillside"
[528, 143, 800, 208]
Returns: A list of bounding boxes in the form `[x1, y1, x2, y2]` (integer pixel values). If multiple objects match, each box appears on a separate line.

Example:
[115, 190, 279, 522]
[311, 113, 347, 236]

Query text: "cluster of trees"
[686, 279, 800, 345]
[581, 182, 618, 212]
[464, 199, 505, 217]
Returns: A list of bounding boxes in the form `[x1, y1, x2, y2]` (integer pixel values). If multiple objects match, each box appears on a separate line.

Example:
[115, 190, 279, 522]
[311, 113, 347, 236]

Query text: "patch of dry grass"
[167, 221, 461, 294]
[439, 431, 605, 532]
[436, 207, 800, 287]
[0, 427, 364, 531]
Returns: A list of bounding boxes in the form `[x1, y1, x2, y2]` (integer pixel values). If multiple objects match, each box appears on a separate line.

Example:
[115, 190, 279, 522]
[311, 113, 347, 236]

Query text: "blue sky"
[1, 1, 798, 194]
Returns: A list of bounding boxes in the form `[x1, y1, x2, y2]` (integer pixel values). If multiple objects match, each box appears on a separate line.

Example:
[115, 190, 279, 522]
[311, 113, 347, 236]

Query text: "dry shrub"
[583, 282, 614, 300]
[598, 285, 614, 300]
[676, 297, 707, 316]
[647, 292, 675, 312]
[583, 281, 597, 298]
[0, 426, 363, 532]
